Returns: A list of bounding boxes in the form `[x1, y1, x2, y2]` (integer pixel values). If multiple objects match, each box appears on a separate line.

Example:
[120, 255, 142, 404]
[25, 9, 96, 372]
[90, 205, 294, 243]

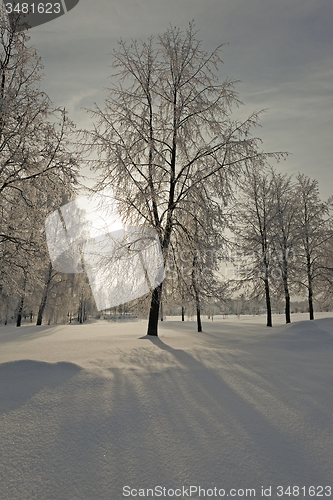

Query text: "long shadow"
[143, 335, 332, 484]
[0, 324, 61, 344]
[158, 319, 269, 341]
[157, 320, 218, 338]
[0, 360, 81, 414]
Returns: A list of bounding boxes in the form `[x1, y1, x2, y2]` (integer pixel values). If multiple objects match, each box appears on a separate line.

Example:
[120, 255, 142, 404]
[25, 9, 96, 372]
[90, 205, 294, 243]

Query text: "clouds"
[27, 0, 333, 198]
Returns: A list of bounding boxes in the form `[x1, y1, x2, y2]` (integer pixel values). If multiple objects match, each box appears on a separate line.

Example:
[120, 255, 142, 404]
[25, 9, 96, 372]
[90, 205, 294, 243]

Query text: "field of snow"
[1, 313, 333, 499]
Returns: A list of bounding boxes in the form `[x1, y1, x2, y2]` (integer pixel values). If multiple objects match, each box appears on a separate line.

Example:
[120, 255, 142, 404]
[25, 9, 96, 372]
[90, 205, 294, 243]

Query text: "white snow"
[1, 313, 333, 499]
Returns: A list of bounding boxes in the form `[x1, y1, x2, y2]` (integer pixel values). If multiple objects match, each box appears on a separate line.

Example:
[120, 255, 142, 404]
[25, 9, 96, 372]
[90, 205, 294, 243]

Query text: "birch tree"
[294, 174, 332, 320]
[0, 7, 80, 324]
[0, 7, 79, 248]
[270, 170, 297, 323]
[232, 167, 275, 326]
[317, 205, 333, 308]
[85, 23, 282, 336]
[173, 189, 227, 331]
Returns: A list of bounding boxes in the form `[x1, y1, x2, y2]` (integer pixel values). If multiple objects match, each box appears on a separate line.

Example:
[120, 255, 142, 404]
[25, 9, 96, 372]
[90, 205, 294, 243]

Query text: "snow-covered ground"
[1, 313, 333, 499]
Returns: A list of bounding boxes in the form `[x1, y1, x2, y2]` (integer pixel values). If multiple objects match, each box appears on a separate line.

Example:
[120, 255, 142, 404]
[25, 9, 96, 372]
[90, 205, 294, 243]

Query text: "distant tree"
[177, 200, 227, 332]
[294, 174, 332, 320]
[85, 23, 282, 336]
[317, 198, 333, 307]
[232, 166, 276, 326]
[270, 170, 298, 323]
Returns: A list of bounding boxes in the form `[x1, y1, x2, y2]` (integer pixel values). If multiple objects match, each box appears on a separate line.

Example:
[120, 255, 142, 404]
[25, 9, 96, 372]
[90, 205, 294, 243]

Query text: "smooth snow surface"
[1, 314, 333, 499]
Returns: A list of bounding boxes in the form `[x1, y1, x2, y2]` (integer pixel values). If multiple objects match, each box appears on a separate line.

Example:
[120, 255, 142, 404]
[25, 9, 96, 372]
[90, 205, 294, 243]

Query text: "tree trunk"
[308, 285, 314, 320]
[147, 283, 162, 336]
[191, 253, 202, 332]
[196, 305, 202, 332]
[78, 301, 83, 324]
[83, 301, 87, 322]
[16, 272, 27, 327]
[285, 291, 291, 324]
[160, 300, 163, 321]
[283, 270, 291, 324]
[16, 296, 24, 327]
[37, 262, 53, 326]
[181, 306, 185, 321]
[264, 276, 272, 327]
[282, 247, 291, 324]
[307, 255, 314, 320]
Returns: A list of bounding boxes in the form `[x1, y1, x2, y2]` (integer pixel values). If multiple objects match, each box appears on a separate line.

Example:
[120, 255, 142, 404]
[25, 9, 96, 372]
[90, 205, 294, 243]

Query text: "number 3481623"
[277, 486, 331, 497]
[5, 3, 61, 14]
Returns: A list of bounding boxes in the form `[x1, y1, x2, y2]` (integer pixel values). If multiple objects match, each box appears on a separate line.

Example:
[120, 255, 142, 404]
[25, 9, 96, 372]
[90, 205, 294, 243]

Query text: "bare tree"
[316, 207, 333, 309]
[0, 8, 79, 247]
[270, 170, 298, 323]
[232, 167, 276, 326]
[294, 174, 332, 320]
[0, 8, 80, 324]
[85, 23, 282, 335]
[175, 193, 227, 332]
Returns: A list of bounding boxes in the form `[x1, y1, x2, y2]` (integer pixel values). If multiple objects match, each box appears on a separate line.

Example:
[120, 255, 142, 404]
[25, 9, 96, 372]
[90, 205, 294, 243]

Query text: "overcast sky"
[27, 0, 333, 199]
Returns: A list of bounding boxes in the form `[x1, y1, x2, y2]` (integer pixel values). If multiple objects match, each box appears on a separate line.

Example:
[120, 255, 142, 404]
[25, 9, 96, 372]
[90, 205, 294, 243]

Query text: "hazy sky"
[26, 0, 333, 199]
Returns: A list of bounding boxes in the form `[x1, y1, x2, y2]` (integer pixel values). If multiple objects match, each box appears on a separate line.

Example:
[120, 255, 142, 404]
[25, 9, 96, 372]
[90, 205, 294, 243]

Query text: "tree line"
[230, 168, 332, 327]
[1, 12, 332, 334]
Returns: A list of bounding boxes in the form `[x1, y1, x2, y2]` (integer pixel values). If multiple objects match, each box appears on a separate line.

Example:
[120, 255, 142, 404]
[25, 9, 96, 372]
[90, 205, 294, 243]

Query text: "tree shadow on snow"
[140, 335, 332, 485]
[0, 324, 60, 344]
[0, 360, 81, 414]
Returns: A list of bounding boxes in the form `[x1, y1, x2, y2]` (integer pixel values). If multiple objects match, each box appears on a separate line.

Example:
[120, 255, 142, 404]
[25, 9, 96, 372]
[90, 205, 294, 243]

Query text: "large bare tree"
[0, 7, 79, 245]
[0, 7, 80, 324]
[85, 23, 281, 335]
